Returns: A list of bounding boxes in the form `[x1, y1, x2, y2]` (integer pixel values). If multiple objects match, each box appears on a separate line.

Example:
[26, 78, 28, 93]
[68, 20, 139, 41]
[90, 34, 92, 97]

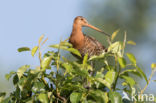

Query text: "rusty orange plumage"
[69, 16, 109, 58]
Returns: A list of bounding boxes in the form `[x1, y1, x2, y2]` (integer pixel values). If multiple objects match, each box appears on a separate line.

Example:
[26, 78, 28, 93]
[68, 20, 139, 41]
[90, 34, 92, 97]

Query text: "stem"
[55, 40, 66, 102]
[38, 41, 49, 90]
[122, 31, 127, 56]
[56, 53, 60, 72]
[56, 93, 67, 103]
[113, 66, 121, 90]
[38, 45, 42, 66]
[113, 54, 121, 90]
[55, 78, 66, 103]
[107, 36, 111, 45]
[140, 69, 155, 94]
[56, 41, 61, 72]
[38, 78, 49, 90]
[114, 54, 118, 69]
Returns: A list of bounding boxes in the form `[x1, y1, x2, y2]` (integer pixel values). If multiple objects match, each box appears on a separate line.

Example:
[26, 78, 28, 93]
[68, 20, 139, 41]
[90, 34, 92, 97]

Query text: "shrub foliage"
[0, 31, 155, 103]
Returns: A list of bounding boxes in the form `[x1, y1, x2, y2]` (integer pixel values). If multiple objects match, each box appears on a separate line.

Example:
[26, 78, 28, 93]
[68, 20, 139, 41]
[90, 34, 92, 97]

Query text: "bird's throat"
[70, 24, 84, 49]
[72, 24, 83, 35]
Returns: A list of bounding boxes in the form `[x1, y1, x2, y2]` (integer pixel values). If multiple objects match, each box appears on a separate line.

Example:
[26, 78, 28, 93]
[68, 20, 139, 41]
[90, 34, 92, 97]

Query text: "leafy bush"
[0, 31, 156, 103]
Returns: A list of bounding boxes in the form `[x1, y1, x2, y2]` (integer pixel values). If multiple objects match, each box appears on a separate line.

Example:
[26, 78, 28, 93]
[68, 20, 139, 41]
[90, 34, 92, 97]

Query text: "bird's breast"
[69, 33, 85, 49]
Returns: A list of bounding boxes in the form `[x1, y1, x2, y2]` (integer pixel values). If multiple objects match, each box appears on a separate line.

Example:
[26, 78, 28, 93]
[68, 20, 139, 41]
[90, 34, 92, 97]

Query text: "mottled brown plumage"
[69, 16, 108, 58]
[78, 35, 106, 58]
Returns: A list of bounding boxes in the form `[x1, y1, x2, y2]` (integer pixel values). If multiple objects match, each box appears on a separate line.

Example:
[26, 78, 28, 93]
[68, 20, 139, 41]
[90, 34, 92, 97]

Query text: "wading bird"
[69, 16, 110, 58]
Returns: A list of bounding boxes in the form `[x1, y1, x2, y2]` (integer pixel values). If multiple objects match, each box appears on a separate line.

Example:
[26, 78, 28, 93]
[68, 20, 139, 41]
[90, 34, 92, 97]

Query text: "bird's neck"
[70, 24, 85, 49]
[72, 24, 83, 36]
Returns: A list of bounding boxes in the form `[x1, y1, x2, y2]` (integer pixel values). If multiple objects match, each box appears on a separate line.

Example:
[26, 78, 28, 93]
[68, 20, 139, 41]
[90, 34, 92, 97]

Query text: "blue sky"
[0, 0, 84, 70]
[0, 0, 84, 92]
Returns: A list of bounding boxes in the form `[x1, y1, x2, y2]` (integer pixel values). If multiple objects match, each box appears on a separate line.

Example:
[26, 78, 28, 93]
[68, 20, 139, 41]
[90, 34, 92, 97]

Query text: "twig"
[56, 40, 61, 72]
[107, 36, 111, 45]
[55, 40, 67, 102]
[140, 69, 156, 94]
[38, 44, 42, 65]
[56, 93, 67, 103]
[38, 78, 49, 90]
[38, 37, 49, 90]
[113, 65, 121, 90]
[122, 31, 127, 56]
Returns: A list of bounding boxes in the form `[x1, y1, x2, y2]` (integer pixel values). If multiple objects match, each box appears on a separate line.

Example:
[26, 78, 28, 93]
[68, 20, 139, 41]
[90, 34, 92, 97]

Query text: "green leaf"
[61, 41, 73, 47]
[119, 69, 137, 76]
[136, 66, 148, 84]
[111, 29, 120, 41]
[0, 92, 6, 97]
[151, 63, 156, 70]
[18, 77, 27, 90]
[121, 75, 135, 87]
[5, 71, 16, 80]
[32, 82, 45, 93]
[118, 57, 126, 68]
[96, 78, 110, 88]
[96, 70, 117, 89]
[83, 54, 88, 66]
[1, 97, 10, 103]
[31, 46, 38, 57]
[70, 92, 82, 103]
[41, 56, 52, 70]
[127, 40, 136, 45]
[47, 92, 53, 103]
[38, 93, 48, 103]
[120, 69, 142, 79]
[153, 80, 156, 82]
[126, 53, 136, 64]
[89, 52, 106, 61]
[62, 63, 73, 74]
[109, 91, 123, 103]
[122, 82, 128, 86]
[89, 90, 108, 103]
[13, 74, 19, 85]
[14, 86, 20, 98]
[49, 44, 65, 48]
[108, 42, 122, 57]
[18, 47, 30, 52]
[39, 35, 44, 44]
[25, 99, 33, 103]
[105, 70, 117, 88]
[30, 67, 40, 74]
[50, 44, 81, 57]
[75, 68, 89, 77]
[95, 71, 104, 78]
[66, 48, 81, 57]
[17, 65, 30, 79]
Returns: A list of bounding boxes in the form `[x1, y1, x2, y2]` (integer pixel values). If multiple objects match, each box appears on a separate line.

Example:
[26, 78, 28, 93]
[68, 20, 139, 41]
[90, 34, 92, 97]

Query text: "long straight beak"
[86, 24, 110, 37]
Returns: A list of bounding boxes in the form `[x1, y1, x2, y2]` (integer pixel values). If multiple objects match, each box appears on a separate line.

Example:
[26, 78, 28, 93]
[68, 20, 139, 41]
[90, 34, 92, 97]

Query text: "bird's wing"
[84, 35, 105, 49]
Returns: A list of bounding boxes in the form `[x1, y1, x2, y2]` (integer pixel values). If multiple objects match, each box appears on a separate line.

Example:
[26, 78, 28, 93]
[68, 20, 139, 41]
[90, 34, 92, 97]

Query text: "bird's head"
[74, 16, 110, 37]
[74, 16, 88, 26]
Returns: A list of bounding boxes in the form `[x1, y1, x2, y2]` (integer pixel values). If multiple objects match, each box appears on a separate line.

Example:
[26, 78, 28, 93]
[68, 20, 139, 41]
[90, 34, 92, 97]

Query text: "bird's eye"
[81, 18, 83, 20]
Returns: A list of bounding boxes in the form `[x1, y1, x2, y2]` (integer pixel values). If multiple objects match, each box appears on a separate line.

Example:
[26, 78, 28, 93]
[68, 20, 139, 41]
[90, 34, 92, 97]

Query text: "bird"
[69, 16, 110, 59]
